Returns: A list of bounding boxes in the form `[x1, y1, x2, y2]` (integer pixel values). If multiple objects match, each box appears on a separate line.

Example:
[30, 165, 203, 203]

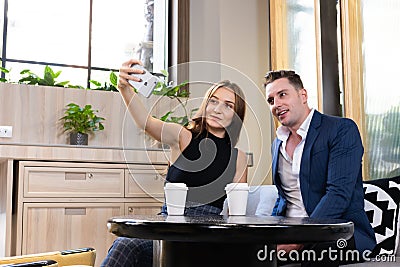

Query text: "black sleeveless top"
[165, 131, 238, 210]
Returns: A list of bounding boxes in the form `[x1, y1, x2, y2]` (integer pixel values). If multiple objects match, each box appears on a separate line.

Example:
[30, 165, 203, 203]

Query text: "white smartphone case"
[128, 64, 158, 98]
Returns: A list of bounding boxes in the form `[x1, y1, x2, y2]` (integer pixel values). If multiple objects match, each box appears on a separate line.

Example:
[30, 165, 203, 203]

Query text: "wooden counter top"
[0, 143, 168, 164]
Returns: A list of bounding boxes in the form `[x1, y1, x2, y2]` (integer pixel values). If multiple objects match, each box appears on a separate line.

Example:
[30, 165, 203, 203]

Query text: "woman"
[101, 59, 248, 267]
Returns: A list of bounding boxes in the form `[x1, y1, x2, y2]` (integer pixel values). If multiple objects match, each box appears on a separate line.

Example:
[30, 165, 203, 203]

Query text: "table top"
[108, 215, 354, 244]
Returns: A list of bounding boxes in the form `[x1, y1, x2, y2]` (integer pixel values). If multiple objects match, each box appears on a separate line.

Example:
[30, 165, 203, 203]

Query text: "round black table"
[107, 215, 354, 267]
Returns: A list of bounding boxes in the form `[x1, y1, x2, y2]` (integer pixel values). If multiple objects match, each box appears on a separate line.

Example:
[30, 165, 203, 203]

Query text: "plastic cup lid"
[225, 182, 249, 191]
[165, 182, 188, 190]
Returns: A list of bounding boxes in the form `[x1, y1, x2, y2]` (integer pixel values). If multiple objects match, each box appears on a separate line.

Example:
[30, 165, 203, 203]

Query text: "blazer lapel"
[300, 111, 322, 209]
[272, 138, 282, 187]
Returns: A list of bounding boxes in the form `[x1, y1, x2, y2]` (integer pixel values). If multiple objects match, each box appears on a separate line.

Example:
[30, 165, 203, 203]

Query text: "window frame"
[0, 0, 178, 88]
[339, 0, 368, 177]
[269, 0, 370, 178]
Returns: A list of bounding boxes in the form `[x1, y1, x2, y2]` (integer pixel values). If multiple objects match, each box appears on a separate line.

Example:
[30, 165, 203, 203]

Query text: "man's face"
[265, 77, 309, 130]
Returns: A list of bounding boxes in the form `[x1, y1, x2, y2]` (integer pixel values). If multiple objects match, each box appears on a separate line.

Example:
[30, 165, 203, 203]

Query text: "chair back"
[0, 248, 95, 267]
[2, 260, 58, 267]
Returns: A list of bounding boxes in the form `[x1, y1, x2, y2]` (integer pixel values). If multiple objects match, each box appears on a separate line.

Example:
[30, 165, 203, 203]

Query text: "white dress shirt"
[276, 109, 315, 217]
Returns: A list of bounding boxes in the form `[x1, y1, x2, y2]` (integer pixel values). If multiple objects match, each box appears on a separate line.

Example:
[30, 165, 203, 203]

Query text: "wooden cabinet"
[125, 166, 166, 199]
[15, 161, 166, 267]
[22, 165, 125, 198]
[21, 202, 124, 261]
[125, 203, 164, 215]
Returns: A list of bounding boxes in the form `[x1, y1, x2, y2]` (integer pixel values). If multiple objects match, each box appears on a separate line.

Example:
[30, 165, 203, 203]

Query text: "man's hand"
[277, 244, 304, 254]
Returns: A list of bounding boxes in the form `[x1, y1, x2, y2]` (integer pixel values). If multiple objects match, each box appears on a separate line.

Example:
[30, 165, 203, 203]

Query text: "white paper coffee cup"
[164, 183, 188, 215]
[225, 183, 249, 215]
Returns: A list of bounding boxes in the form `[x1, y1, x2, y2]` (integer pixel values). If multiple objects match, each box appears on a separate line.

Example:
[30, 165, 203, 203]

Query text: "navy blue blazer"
[271, 110, 376, 253]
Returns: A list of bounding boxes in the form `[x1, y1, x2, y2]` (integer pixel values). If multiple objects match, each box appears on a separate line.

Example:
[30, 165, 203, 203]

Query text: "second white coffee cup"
[164, 183, 188, 215]
[225, 183, 249, 215]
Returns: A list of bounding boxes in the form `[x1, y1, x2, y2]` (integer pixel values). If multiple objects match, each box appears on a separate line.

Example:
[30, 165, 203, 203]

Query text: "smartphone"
[128, 64, 159, 98]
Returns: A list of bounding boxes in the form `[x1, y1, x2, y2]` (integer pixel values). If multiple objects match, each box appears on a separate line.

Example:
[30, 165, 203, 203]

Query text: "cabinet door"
[125, 166, 166, 201]
[125, 203, 163, 215]
[21, 203, 124, 267]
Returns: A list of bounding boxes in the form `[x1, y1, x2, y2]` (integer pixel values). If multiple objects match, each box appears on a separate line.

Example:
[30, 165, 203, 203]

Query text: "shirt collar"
[276, 108, 315, 141]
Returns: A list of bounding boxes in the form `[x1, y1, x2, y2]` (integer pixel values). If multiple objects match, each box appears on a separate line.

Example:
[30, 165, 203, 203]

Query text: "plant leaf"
[0, 67, 10, 74]
[110, 72, 118, 87]
[89, 80, 102, 87]
[160, 69, 168, 77]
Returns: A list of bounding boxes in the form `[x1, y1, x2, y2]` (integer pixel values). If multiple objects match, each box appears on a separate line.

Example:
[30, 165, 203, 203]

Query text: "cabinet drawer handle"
[65, 208, 86, 215]
[65, 172, 86, 180]
[88, 173, 94, 179]
[128, 207, 133, 213]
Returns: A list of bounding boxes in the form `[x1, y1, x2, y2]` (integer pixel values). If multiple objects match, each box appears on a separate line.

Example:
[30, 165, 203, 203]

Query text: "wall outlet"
[0, 126, 13, 138]
[246, 152, 254, 167]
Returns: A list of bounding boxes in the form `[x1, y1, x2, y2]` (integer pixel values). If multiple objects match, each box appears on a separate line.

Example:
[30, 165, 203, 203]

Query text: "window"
[271, 0, 400, 179]
[0, 0, 168, 88]
[358, 0, 400, 178]
[269, 0, 319, 110]
[341, 0, 400, 179]
[269, 0, 342, 116]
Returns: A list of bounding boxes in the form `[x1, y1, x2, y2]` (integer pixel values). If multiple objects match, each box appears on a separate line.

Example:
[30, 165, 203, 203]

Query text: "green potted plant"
[60, 103, 105, 145]
[152, 70, 198, 126]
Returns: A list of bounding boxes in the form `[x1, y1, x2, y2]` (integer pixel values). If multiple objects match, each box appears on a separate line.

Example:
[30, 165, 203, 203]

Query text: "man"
[264, 70, 376, 266]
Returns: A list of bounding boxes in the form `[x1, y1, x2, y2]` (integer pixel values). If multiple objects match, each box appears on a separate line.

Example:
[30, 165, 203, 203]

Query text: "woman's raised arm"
[118, 59, 184, 147]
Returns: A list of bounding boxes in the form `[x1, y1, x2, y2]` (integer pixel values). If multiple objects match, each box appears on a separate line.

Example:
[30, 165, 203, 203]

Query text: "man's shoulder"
[316, 111, 357, 127]
[315, 112, 361, 139]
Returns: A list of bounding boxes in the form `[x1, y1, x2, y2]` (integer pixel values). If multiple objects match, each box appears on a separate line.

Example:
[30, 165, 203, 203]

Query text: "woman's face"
[205, 87, 236, 133]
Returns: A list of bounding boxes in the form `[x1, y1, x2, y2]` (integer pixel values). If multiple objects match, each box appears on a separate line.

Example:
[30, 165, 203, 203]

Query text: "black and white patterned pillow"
[363, 176, 400, 256]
